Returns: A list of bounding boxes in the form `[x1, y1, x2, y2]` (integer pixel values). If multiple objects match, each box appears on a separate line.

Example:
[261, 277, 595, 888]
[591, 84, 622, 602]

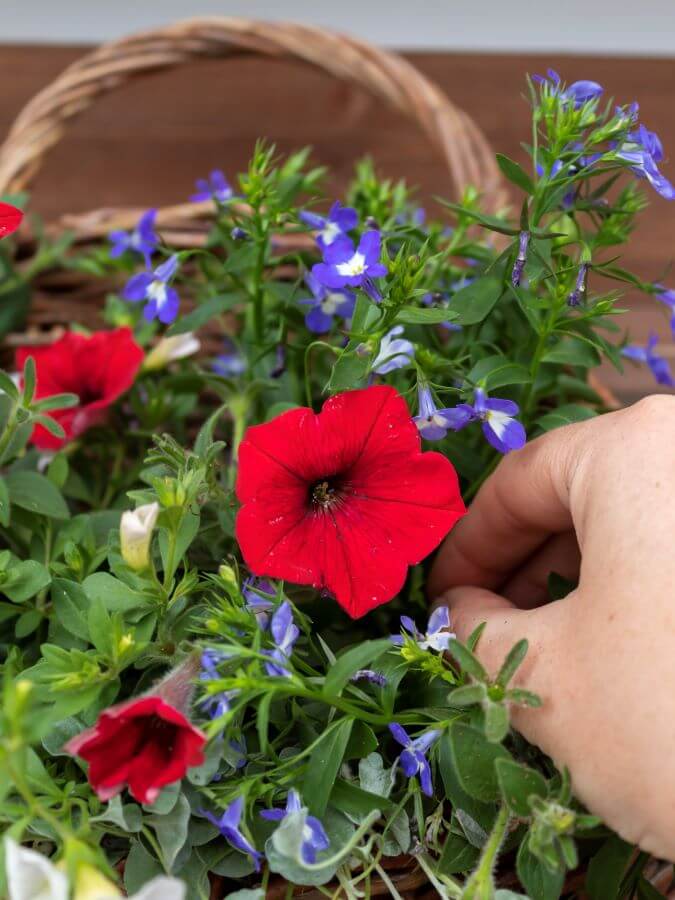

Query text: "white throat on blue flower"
[336, 252, 366, 277]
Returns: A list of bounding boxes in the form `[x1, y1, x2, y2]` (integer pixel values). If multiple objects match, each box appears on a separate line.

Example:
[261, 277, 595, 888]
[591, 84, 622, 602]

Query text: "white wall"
[1, 0, 673, 55]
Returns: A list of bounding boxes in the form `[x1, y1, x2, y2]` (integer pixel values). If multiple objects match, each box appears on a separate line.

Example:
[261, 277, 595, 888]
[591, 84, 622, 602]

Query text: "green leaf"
[344, 721, 378, 760]
[447, 639, 488, 683]
[542, 338, 600, 368]
[303, 718, 354, 817]
[323, 639, 391, 697]
[547, 572, 577, 601]
[468, 355, 531, 391]
[435, 200, 518, 236]
[5, 471, 70, 519]
[0, 477, 9, 526]
[15, 609, 42, 637]
[438, 734, 497, 834]
[83, 573, 151, 613]
[21, 357, 36, 406]
[87, 598, 112, 655]
[51, 579, 91, 641]
[537, 403, 597, 432]
[3, 560, 50, 603]
[330, 779, 396, 819]
[447, 722, 510, 802]
[146, 793, 191, 871]
[395, 306, 459, 325]
[451, 277, 504, 326]
[326, 350, 370, 392]
[438, 831, 480, 875]
[91, 795, 143, 832]
[517, 840, 565, 900]
[167, 293, 238, 335]
[496, 154, 535, 194]
[585, 835, 634, 900]
[495, 759, 548, 817]
[0, 370, 19, 400]
[447, 684, 487, 708]
[483, 700, 510, 743]
[0, 280, 30, 338]
[124, 841, 165, 895]
[496, 639, 529, 687]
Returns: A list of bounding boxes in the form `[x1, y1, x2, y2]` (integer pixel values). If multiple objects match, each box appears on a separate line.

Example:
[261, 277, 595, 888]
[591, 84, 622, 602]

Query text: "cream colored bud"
[73, 863, 122, 899]
[120, 502, 160, 571]
[143, 333, 200, 371]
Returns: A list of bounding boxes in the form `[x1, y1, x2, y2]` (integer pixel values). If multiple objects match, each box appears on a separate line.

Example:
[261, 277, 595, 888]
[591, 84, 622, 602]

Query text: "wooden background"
[1, 45, 674, 401]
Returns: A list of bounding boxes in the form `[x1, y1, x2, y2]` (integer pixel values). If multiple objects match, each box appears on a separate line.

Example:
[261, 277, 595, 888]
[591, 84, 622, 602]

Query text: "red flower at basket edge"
[0, 201, 23, 239]
[65, 695, 206, 804]
[16, 327, 144, 450]
[235, 384, 467, 618]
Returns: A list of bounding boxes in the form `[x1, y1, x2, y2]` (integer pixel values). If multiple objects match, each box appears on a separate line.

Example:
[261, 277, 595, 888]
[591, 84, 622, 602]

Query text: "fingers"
[429, 421, 584, 600]
[435, 585, 574, 746]
[500, 531, 580, 608]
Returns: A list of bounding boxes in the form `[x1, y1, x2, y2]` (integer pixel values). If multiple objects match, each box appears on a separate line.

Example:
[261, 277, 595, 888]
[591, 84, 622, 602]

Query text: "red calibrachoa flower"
[16, 327, 144, 450]
[65, 695, 207, 804]
[0, 201, 23, 239]
[236, 385, 466, 618]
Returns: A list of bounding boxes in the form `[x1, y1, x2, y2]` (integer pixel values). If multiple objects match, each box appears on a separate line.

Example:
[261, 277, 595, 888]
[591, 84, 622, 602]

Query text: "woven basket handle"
[0, 17, 505, 209]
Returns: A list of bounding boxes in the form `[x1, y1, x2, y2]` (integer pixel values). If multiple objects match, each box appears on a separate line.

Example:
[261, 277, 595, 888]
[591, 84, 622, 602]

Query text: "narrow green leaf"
[448, 722, 511, 802]
[586, 836, 634, 900]
[323, 639, 391, 697]
[447, 639, 488, 683]
[497, 154, 534, 194]
[304, 718, 354, 817]
[496, 639, 529, 687]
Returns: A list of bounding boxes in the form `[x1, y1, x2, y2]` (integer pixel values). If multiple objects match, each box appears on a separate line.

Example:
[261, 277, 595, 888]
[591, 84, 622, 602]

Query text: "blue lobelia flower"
[123, 254, 180, 324]
[351, 669, 387, 686]
[242, 577, 276, 628]
[298, 271, 355, 334]
[261, 789, 330, 864]
[200, 649, 239, 719]
[213, 338, 247, 377]
[567, 263, 588, 307]
[622, 332, 674, 387]
[388, 724, 441, 797]
[190, 170, 234, 204]
[263, 601, 299, 677]
[371, 326, 415, 375]
[616, 125, 675, 200]
[511, 231, 530, 287]
[202, 797, 263, 871]
[655, 285, 675, 337]
[312, 231, 388, 302]
[454, 388, 527, 454]
[413, 384, 470, 442]
[228, 737, 247, 771]
[391, 606, 455, 652]
[299, 200, 358, 250]
[108, 208, 158, 266]
[533, 69, 603, 107]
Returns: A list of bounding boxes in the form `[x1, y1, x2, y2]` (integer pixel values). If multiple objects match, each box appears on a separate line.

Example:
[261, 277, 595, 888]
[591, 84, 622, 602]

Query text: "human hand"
[429, 395, 675, 860]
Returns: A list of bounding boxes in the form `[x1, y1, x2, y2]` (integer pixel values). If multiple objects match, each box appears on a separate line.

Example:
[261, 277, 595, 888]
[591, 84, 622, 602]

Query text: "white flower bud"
[120, 502, 160, 571]
[143, 333, 200, 371]
[5, 838, 68, 900]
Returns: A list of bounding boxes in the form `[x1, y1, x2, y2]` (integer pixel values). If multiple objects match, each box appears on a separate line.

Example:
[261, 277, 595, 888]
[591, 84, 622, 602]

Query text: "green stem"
[462, 805, 510, 899]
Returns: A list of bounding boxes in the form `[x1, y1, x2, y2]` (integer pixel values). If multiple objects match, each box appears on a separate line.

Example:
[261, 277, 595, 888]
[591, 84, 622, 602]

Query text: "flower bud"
[143, 333, 200, 371]
[73, 863, 122, 899]
[218, 563, 238, 588]
[120, 502, 159, 571]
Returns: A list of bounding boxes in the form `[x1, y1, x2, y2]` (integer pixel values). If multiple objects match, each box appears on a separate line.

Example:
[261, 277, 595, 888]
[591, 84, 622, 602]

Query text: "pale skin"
[429, 394, 675, 861]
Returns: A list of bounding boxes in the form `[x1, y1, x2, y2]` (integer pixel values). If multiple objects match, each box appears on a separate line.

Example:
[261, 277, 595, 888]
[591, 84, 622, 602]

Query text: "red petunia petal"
[236, 385, 467, 618]
[0, 202, 23, 239]
[15, 327, 144, 449]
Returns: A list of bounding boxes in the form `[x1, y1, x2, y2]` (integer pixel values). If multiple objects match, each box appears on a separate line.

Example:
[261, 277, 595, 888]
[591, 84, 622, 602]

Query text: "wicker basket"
[0, 16, 509, 344]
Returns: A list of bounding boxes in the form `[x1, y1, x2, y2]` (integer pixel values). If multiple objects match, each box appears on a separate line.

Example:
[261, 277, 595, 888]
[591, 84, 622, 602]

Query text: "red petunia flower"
[0, 201, 23, 239]
[65, 694, 206, 804]
[236, 385, 466, 618]
[16, 327, 144, 450]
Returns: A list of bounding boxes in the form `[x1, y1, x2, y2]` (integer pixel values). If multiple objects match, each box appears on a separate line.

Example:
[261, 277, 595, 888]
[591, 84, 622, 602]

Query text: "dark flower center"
[311, 477, 342, 508]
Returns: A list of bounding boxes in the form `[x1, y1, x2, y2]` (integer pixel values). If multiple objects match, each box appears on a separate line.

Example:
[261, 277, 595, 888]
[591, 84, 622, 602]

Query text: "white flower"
[119, 502, 160, 571]
[4, 841, 186, 900]
[143, 333, 200, 371]
[5, 839, 68, 900]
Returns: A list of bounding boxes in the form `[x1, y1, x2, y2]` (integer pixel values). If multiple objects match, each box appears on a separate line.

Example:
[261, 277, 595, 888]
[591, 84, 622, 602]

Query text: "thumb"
[435, 586, 574, 747]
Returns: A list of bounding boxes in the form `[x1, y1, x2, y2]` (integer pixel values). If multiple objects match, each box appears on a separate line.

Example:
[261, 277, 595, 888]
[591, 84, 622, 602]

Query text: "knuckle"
[628, 393, 675, 428]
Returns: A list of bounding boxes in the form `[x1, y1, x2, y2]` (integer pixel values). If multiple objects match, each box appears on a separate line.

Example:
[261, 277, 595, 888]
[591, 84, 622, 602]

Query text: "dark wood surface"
[1, 44, 674, 399]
